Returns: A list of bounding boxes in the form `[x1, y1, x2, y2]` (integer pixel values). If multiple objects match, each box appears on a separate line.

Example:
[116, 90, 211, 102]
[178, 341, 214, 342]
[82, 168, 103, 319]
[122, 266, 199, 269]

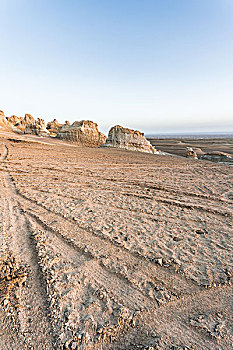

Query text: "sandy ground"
[0, 132, 232, 349]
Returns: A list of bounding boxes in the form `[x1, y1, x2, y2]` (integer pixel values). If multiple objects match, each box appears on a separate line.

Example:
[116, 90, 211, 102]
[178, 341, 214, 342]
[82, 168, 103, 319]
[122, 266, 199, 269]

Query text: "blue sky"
[1, 0, 233, 134]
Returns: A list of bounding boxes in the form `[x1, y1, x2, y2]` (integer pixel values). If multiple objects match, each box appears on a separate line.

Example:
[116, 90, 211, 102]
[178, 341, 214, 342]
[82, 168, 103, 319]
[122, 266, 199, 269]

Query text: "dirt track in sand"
[0, 133, 232, 349]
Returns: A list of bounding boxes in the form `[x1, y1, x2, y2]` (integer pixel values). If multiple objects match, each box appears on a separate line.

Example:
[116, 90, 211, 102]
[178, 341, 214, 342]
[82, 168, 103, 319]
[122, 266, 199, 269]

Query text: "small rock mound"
[102, 125, 158, 154]
[186, 147, 198, 159]
[57, 120, 106, 147]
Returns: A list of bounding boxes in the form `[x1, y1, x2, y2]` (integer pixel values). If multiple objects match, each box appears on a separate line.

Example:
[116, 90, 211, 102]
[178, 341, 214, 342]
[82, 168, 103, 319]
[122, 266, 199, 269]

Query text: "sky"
[1, 0, 233, 134]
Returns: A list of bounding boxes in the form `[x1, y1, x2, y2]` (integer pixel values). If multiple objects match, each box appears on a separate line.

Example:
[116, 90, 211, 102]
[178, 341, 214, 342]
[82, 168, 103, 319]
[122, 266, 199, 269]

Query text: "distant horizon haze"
[1, 0, 233, 134]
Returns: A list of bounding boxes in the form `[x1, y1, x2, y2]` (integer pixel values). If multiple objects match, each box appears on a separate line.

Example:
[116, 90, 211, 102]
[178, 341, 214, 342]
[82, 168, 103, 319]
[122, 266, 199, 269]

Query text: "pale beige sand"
[0, 132, 232, 349]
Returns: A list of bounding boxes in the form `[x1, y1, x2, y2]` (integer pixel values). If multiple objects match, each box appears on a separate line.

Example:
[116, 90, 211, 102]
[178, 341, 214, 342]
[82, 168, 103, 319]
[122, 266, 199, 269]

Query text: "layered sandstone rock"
[186, 147, 198, 159]
[24, 118, 48, 136]
[0, 110, 13, 131]
[6, 113, 48, 136]
[7, 114, 35, 133]
[6, 115, 23, 126]
[58, 120, 71, 132]
[102, 125, 158, 154]
[46, 119, 65, 134]
[57, 120, 106, 147]
[200, 151, 232, 164]
[24, 114, 35, 125]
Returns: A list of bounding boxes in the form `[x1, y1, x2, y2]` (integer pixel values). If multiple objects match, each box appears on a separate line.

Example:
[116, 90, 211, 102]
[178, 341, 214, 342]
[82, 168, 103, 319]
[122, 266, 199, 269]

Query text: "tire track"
[111, 284, 233, 350]
[11, 169, 232, 218]
[0, 144, 8, 161]
[15, 166, 229, 206]
[14, 187, 202, 298]
[2, 140, 232, 349]
[0, 145, 56, 348]
[27, 164, 227, 203]
[19, 185, 232, 226]
[27, 215, 152, 311]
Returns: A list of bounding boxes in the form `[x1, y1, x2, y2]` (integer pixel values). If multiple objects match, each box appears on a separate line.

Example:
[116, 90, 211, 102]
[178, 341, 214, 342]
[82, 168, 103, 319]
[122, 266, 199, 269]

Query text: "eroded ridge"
[0, 138, 232, 349]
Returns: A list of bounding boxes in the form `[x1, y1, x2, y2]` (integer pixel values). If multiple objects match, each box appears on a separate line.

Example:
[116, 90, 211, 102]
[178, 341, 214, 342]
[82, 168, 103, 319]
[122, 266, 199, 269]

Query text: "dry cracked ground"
[0, 134, 232, 350]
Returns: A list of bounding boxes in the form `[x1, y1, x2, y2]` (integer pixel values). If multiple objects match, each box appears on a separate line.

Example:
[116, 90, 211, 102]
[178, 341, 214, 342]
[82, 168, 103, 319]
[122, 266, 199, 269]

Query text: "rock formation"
[24, 118, 48, 136]
[7, 114, 35, 133]
[101, 125, 158, 154]
[24, 114, 35, 125]
[46, 119, 65, 134]
[186, 147, 198, 159]
[0, 110, 13, 131]
[57, 120, 106, 147]
[6, 115, 23, 126]
[200, 151, 232, 164]
[6, 113, 48, 136]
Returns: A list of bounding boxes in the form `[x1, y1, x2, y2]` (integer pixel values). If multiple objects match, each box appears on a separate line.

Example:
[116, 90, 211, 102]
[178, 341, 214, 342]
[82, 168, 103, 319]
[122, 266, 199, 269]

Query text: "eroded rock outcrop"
[0, 111, 13, 131]
[102, 125, 158, 154]
[6, 113, 48, 136]
[57, 120, 106, 147]
[200, 151, 233, 164]
[6, 115, 23, 126]
[186, 147, 198, 159]
[24, 118, 48, 136]
[46, 119, 65, 134]
[7, 114, 35, 133]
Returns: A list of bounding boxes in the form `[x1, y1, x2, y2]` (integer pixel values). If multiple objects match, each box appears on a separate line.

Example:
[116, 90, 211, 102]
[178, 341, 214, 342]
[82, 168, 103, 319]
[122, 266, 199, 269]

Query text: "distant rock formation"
[7, 114, 35, 133]
[6, 114, 48, 136]
[186, 147, 198, 159]
[24, 114, 35, 125]
[7, 115, 23, 126]
[57, 120, 106, 147]
[59, 120, 71, 132]
[46, 119, 65, 134]
[0, 110, 13, 131]
[200, 151, 232, 164]
[24, 118, 48, 136]
[101, 125, 158, 154]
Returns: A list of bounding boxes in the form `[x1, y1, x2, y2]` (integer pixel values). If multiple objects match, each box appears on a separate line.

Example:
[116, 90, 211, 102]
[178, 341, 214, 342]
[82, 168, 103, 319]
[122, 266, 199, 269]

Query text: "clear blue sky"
[1, 0, 233, 134]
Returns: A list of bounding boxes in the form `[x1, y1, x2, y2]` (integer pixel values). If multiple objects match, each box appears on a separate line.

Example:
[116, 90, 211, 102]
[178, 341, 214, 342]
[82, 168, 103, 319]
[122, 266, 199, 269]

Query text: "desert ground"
[148, 137, 233, 159]
[0, 131, 232, 350]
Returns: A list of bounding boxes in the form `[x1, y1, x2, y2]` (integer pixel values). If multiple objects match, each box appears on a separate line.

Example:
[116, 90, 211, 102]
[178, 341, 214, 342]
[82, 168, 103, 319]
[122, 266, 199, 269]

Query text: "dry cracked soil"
[0, 133, 232, 350]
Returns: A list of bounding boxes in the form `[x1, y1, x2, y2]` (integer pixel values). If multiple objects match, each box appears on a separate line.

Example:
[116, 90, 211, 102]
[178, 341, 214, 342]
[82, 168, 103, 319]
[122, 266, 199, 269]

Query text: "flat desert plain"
[148, 137, 233, 159]
[0, 132, 232, 350]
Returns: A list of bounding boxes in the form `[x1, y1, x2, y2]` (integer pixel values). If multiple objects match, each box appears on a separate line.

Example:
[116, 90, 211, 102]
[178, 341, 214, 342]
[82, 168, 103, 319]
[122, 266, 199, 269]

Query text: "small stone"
[196, 230, 205, 235]
[173, 236, 183, 242]
[155, 258, 163, 266]
[3, 299, 9, 306]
